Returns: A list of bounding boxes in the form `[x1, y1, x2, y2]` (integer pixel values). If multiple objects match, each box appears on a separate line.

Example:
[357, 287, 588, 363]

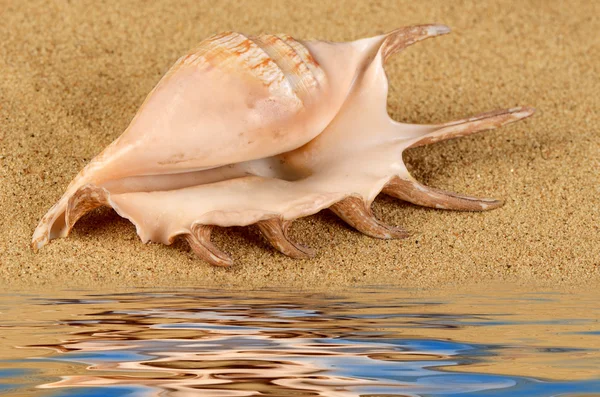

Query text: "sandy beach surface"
[1, 0, 598, 289]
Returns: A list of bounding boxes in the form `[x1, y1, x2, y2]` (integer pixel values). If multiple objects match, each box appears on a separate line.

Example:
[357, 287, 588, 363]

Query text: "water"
[0, 288, 598, 396]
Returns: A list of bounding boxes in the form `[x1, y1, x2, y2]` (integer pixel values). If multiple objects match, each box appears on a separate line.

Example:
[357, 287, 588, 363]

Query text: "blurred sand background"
[0, 0, 598, 289]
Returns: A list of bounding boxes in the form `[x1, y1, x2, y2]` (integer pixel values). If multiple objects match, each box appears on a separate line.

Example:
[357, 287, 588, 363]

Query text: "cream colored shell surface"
[32, 25, 534, 266]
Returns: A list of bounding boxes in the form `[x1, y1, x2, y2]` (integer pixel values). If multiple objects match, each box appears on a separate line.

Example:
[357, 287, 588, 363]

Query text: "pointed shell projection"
[32, 25, 534, 266]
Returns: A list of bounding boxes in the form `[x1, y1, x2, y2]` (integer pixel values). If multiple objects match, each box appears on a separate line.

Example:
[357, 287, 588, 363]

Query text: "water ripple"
[1, 288, 599, 396]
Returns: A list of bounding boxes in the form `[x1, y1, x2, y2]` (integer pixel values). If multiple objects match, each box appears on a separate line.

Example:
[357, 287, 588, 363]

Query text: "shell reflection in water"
[36, 333, 509, 396]
[9, 290, 597, 397]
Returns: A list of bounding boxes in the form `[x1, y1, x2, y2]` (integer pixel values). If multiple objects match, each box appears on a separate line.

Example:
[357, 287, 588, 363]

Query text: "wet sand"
[1, 0, 598, 288]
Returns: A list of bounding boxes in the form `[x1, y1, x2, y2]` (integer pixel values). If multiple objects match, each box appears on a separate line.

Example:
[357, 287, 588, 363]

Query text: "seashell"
[32, 25, 534, 266]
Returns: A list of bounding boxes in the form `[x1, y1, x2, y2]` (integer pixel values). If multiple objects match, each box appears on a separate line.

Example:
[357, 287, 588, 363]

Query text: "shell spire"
[32, 25, 534, 265]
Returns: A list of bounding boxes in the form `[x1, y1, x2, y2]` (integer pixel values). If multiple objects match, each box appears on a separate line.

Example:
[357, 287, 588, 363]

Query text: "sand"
[1, 0, 598, 289]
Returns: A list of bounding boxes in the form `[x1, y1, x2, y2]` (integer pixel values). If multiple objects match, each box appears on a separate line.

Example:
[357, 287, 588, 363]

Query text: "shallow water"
[0, 288, 599, 396]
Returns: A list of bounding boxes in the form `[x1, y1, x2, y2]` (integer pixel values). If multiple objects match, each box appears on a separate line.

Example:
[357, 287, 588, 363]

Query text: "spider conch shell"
[32, 25, 534, 266]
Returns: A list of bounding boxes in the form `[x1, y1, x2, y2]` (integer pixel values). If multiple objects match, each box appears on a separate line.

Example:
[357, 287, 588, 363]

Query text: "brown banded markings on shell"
[184, 224, 233, 267]
[330, 196, 409, 240]
[251, 34, 324, 103]
[380, 25, 451, 61]
[32, 25, 535, 266]
[257, 218, 316, 259]
[169, 31, 325, 104]
[66, 185, 110, 231]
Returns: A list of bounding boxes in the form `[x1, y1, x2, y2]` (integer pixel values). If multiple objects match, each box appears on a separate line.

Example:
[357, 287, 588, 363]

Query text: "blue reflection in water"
[40, 351, 153, 364]
[0, 290, 598, 397]
[21, 335, 600, 396]
[49, 386, 153, 397]
[0, 369, 30, 393]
